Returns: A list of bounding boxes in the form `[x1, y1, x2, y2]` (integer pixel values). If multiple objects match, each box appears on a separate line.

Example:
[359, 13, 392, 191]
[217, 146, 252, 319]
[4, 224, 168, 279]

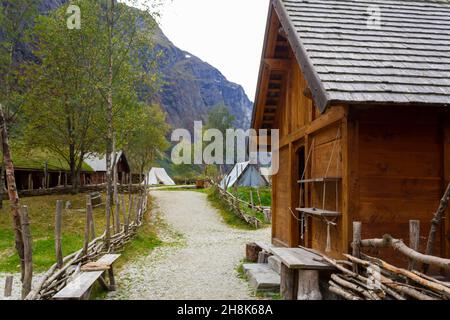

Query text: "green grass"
[4, 148, 93, 171]
[0, 192, 139, 272]
[228, 187, 272, 207]
[206, 188, 269, 230]
[155, 186, 207, 193]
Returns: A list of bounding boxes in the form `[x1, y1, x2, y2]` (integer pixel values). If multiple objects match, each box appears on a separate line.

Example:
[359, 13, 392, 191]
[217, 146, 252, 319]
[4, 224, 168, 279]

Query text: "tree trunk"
[0, 104, 25, 280]
[104, 0, 115, 247]
[0, 165, 5, 209]
[69, 143, 76, 194]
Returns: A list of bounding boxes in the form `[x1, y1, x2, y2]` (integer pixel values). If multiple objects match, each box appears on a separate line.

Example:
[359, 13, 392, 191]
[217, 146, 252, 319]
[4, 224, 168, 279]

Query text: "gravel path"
[107, 190, 270, 300]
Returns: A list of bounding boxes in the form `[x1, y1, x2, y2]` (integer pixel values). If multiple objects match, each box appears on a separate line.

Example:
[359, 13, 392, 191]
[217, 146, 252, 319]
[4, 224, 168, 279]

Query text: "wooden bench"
[271, 247, 335, 300]
[53, 254, 120, 300]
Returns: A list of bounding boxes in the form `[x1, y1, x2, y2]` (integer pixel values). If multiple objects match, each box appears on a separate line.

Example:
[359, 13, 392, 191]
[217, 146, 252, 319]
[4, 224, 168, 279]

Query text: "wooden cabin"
[3, 151, 93, 191]
[84, 151, 132, 185]
[252, 0, 450, 265]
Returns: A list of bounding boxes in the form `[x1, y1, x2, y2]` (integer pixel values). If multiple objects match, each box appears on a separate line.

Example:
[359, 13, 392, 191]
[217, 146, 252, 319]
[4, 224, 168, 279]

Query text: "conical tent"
[145, 168, 175, 186]
[220, 162, 269, 188]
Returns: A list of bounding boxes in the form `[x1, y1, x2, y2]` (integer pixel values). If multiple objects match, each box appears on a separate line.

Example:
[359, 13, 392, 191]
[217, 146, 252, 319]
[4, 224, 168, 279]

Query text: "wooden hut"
[252, 0, 450, 265]
[3, 151, 94, 191]
[84, 151, 132, 185]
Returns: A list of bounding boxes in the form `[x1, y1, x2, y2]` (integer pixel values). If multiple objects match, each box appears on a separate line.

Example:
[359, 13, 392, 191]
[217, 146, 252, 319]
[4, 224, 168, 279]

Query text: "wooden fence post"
[86, 195, 95, 240]
[409, 220, 420, 271]
[55, 200, 64, 269]
[20, 206, 33, 299]
[4, 275, 13, 297]
[249, 191, 254, 208]
[121, 194, 128, 235]
[256, 188, 262, 207]
[127, 195, 133, 233]
[352, 221, 362, 273]
[83, 203, 91, 256]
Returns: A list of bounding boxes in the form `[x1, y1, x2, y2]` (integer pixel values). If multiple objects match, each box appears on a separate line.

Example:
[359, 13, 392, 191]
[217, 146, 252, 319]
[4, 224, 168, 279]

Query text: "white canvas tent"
[220, 162, 269, 188]
[144, 168, 175, 186]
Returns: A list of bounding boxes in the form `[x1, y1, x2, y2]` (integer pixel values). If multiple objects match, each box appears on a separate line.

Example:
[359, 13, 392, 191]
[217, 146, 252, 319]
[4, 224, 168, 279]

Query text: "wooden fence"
[321, 220, 450, 300]
[214, 183, 264, 228]
[24, 188, 149, 300]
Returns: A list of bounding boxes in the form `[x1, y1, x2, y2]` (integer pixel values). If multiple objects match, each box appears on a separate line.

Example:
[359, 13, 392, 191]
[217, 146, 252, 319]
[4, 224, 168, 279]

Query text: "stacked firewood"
[322, 246, 450, 300]
[25, 193, 149, 300]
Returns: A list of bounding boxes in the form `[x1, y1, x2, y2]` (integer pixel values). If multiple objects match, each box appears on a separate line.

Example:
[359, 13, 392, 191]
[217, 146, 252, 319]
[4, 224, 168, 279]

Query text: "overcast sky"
[155, 0, 271, 101]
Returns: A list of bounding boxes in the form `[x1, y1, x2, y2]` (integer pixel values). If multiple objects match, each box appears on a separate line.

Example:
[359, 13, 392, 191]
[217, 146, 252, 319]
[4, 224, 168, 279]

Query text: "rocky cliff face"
[39, 0, 253, 130]
[153, 27, 253, 130]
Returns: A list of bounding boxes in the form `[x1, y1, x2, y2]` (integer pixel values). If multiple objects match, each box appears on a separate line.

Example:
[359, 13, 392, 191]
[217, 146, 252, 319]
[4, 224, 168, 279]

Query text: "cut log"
[329, 282, 361, 300]
[246, 243, 262, 263]
[298, 270, 322, 300]
[360, 234, 450, 272]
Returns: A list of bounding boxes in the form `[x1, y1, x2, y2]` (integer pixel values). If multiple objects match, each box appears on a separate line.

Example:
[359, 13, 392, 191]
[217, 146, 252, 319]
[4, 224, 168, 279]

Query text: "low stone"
[243, 264, 280, 293]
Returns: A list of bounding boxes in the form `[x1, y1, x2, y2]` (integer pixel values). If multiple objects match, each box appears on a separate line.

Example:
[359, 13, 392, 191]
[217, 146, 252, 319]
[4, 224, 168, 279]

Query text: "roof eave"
[251, 1, 274, 129]
[272, 0, 330, 113]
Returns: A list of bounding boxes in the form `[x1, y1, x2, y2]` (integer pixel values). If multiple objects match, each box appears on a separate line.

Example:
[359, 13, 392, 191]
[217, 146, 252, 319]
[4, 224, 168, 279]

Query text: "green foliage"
[0, 192, 157, 272]
[124, 104, 170, 175]
[206, 103, 236, 133]
[0, 0, 40, 133]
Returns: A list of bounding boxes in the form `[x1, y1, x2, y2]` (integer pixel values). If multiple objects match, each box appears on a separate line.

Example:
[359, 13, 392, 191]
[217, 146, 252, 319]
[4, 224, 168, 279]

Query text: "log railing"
[322, 221, 450, 300]
[213, 183, 264, 228]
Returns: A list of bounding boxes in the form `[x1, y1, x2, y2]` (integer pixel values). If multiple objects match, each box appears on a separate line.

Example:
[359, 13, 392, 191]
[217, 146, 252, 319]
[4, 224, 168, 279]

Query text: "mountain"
[37, 0, 253, 130]
[152, 27, 253, 130]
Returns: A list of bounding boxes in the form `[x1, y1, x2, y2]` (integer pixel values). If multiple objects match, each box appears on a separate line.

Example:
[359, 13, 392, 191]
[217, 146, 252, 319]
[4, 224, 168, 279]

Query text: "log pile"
[25, 192, 149, 300]
[321, 221, 450, 300]
[323, 253, 450, 300]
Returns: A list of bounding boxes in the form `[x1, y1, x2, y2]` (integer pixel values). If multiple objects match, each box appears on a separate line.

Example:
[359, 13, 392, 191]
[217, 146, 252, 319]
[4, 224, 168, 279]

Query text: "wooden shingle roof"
[273, 0, 450, 111]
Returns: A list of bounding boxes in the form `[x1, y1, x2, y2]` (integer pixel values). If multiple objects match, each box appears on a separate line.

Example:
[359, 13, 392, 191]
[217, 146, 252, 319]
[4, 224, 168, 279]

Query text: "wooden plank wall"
[356, 108, 445, 265]
[273, 145, 290, 246]
[308, 123, 343, 257]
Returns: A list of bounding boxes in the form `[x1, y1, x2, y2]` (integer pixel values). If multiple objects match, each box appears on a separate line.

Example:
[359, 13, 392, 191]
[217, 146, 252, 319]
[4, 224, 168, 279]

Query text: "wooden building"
[4, 152, 94, 191]
[252, 0, 450, 264]
[84, 151, 132, 185]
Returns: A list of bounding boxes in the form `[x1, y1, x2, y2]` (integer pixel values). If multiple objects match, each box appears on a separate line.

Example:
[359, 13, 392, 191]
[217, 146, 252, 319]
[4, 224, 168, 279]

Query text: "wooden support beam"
[281, 264, 297, 300]
[264, 58, 290, 71]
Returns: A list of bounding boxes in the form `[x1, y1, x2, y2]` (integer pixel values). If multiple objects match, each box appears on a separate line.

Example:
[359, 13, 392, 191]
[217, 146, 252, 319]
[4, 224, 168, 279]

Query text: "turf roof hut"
[5, 151, 94, 190]
[252, 0, 450, 264]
